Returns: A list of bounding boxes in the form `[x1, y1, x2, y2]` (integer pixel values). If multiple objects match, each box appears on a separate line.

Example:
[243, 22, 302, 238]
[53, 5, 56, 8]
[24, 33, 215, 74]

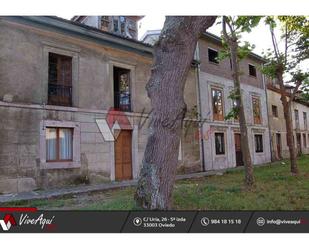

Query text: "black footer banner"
[1, 210, 309, 233]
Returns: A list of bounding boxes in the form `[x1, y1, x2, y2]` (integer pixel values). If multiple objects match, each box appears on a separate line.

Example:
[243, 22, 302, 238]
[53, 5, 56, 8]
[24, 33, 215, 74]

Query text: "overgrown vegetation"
[3, 155, 309, 210]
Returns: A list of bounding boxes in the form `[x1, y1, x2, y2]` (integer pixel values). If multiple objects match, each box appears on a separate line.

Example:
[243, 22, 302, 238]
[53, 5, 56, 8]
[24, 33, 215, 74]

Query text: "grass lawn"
[3, 155, 309, 210]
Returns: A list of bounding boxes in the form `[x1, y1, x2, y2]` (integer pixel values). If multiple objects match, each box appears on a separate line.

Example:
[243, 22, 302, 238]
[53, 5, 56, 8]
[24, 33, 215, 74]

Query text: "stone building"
[0, 16, 281, 194]
[267, 81, 309, 160]
[0, 16, 200, 193]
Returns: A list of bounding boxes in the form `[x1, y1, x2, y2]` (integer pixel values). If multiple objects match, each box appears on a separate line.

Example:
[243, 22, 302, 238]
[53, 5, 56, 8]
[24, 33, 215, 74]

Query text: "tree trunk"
[134, 16, 216, 210]
[230, 41, 254, 186]
[276, 68, 299, 174]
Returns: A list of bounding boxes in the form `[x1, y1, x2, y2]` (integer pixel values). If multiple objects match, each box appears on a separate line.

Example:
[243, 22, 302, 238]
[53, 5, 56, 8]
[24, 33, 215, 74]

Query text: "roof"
[2, 16, 267, 63]
[1, 16, 153, 57]
[201, 32, 267, 63]
[72, 16, 144, 22]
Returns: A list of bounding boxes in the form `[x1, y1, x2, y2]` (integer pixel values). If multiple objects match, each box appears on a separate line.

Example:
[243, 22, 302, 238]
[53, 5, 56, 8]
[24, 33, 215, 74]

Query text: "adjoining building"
[267, 80, 309, 160]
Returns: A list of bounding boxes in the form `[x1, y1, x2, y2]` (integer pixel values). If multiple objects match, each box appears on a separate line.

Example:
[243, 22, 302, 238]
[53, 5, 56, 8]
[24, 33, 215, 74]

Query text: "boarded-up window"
[212, 88, 224, 121]
[48, 53, 72, 106]
[252, 96, 262, 124]
[215, 133, 225, 155]
[304, 112, 307, 130]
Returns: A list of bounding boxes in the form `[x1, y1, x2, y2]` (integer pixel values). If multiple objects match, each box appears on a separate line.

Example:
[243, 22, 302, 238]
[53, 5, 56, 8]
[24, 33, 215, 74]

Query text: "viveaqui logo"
[0, 214, 17, 231]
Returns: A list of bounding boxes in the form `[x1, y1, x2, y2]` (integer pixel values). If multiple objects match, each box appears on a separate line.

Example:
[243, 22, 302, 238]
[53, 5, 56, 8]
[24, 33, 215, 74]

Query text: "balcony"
[114, 91, 131, 112]
[48, 84, 72, 106]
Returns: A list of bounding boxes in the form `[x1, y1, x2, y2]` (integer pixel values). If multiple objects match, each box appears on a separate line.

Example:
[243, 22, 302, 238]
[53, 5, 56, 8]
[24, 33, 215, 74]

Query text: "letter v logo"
[0, 214, 16, 231]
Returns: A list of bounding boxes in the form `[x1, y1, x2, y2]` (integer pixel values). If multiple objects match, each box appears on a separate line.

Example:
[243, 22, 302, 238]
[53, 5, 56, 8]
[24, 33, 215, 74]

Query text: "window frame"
[48, 52, 73, 107]
[211, 87, 225, 121]
[303, 112, 307, 130]
[303, 133, 307, 148]
[40, 120, 81, 169]
[46, 127, 74, 163]
[252, 96, 262, 125]
[215, 132, 225, 155]
[248, 64, 257, 77]
[208, 48, 219, 64]
[272, 105, 278, 118]
[255, 134, 264, 153]
[43, 44, 79, 108]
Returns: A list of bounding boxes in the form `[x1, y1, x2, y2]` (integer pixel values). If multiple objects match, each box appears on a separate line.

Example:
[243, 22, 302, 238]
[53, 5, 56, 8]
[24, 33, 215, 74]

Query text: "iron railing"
[48, 84, 72, 106]
[114, 91, 131, 112]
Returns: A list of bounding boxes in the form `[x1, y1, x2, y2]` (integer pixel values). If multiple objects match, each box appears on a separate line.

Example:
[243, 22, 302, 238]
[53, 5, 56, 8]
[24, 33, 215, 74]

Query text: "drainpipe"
[262, 62, 274, 162]
[194, 41, 206, 172]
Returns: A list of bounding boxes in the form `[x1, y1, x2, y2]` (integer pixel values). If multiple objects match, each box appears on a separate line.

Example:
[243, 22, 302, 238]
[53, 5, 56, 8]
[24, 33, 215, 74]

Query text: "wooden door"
[276, 133, 282, 159]
[115, 130, 132, 181]
[234, 133, 244, 166]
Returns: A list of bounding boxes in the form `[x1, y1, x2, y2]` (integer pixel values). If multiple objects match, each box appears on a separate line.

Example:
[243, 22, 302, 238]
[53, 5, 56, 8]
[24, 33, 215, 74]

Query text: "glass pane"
[59, 128, 73, 160]
[212, 89, 223, 116]
[46, 128, 57, 161]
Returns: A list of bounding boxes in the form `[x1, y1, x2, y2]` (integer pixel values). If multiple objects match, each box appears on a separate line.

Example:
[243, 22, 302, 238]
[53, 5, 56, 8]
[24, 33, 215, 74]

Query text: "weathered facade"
[267, 82, 309, 160]
[196, 34, 271, 170]
[0, 16, 200, 193]
[3, 16, 300, 194]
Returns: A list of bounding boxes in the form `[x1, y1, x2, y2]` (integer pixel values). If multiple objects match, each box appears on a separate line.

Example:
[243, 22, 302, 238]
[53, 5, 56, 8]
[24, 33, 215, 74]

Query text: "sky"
[59, 15, 282, 56]
[59, 15, 307, 76]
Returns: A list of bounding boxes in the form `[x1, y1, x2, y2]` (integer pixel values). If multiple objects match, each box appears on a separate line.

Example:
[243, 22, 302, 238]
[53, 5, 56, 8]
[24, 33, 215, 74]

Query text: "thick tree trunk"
[135, 16, 216, 210]
[276, 68, 299, 174]
[230, 41, 254, 186]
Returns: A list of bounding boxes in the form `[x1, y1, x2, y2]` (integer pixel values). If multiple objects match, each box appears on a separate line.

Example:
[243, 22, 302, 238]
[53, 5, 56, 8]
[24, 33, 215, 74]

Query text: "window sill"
[42, 161, 81, 170]
[208, 61, 219, 66]
[215, 154, 226, 158]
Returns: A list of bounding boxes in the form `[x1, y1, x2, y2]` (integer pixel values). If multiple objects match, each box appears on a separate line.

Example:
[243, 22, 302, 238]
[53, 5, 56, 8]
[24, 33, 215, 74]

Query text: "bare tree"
[135, 16, 217, 210]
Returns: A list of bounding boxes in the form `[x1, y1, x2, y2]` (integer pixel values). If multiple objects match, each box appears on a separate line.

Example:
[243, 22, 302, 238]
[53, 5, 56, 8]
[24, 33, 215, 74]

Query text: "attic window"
[249, 64, 257, 77]
[208, 48, 219, 64]
[101, 16, 109, 30]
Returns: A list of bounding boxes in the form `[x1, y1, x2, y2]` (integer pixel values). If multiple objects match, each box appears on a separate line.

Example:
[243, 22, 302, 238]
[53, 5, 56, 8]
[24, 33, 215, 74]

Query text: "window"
[303, 134, 307, 148]
[215, 133, 225, 155]
[212, 88, 224, 121]
[232, 98, 240, 121]
[295, 109, 299, 129]
[114, 67, 131, 112]
[304, 112, 307, 130]
[255, 134, 263, 153]
[46, 128, 73, 162]
[101, 16, 110, 31]
[113, 18, 119, 32]
[249, 64, 257, 77]
[208, 48, 219, 64]
[48, 53, 72, 106]
[252, 96, 262, 124]
[272, 105, 278, 117]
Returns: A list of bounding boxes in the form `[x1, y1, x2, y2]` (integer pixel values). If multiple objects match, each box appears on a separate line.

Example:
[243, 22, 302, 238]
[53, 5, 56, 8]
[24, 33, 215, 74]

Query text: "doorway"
[234, 133, 244, 166]
[276, 133, 282, 159]
[114, 130, 133, 180]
